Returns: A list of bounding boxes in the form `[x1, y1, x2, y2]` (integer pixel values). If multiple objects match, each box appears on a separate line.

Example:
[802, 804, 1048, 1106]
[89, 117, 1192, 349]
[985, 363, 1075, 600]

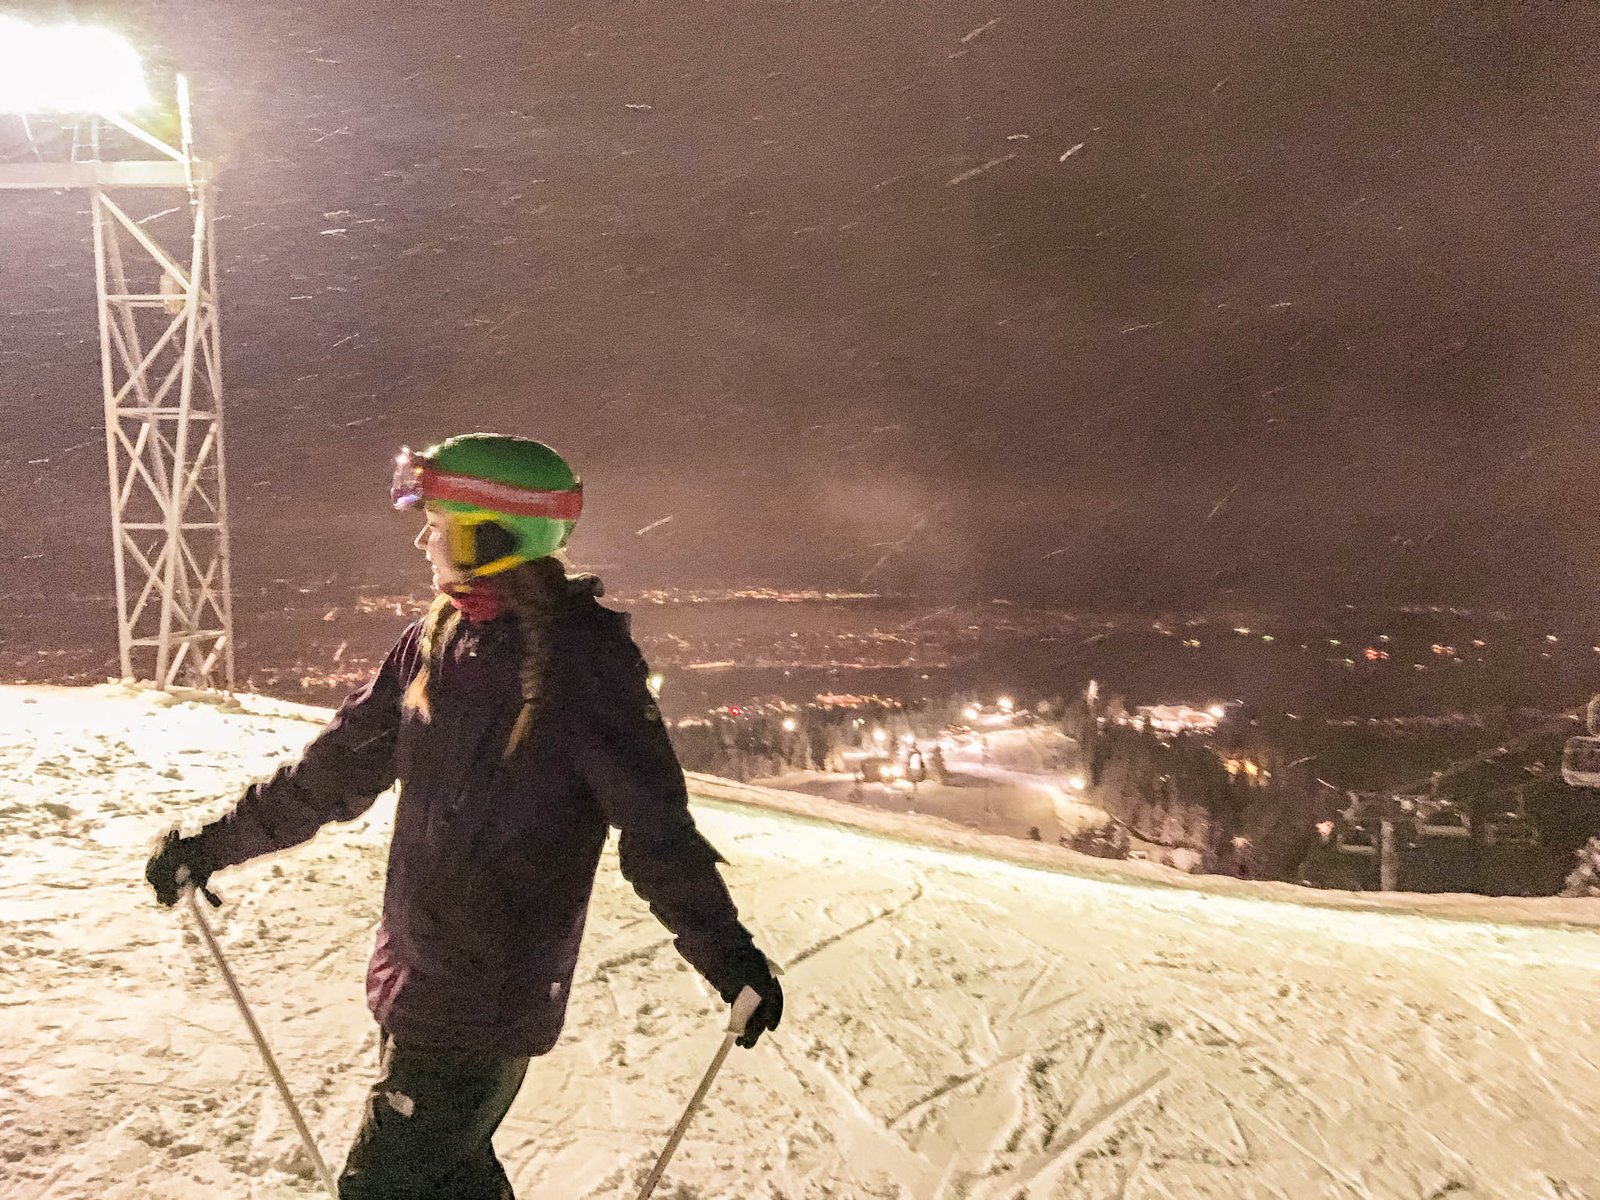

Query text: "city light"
[0, 19, 151, 114]
[997, 696, 1014, 713]
[963, 705, 980, 721]
[872, 728, 887, 745]
[781, 717, 798, 732]
[646, 672, 665, 698]
[1067, 775, 1086, 791]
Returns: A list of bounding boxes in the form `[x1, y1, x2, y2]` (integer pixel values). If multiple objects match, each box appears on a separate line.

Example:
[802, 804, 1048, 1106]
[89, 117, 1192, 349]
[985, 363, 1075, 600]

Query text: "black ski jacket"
[193, 581, 764, 1055]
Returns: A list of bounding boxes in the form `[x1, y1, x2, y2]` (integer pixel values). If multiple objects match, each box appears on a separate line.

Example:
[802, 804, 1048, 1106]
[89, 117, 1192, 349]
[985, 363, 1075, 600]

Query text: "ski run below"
[4, 682, 1600, 1199]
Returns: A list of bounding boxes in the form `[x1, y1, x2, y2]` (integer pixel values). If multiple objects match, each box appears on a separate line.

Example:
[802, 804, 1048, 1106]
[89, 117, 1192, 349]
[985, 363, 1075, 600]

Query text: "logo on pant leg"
[383, 1090, 416, 1118]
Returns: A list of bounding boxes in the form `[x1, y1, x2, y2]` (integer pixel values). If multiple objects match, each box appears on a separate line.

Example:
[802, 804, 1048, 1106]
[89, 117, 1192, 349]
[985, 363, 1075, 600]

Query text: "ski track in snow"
[5, 683, 1600, 1198]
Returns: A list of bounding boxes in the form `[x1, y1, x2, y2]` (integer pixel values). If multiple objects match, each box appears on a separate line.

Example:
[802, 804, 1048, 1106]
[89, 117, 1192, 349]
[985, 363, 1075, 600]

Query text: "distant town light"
[0, 18, 151, 114]
[1125, 703, 1226, 736]
[963, 705, 980, 721]
[1067, 775, 1086, 791]
[1207, 704, 1226, 719]
[781, 717, 798, 732]
[646, 672, 665, 698]
[872, 728, 888, 744]
[997, 696, 1014, 712]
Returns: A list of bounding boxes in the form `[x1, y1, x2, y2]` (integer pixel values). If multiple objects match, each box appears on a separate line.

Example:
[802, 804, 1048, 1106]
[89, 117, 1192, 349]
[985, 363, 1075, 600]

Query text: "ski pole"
[181, 877, 340, 1200]
[634, 986, 763, 1200]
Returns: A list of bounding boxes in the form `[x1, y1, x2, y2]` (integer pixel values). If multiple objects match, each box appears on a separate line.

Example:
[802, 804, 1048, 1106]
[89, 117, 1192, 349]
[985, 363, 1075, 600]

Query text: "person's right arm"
[189, 625, 420, 872]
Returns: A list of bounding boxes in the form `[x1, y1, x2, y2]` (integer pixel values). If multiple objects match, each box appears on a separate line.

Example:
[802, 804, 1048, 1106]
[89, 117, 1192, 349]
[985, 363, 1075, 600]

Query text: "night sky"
[4, 1, 1600, 615]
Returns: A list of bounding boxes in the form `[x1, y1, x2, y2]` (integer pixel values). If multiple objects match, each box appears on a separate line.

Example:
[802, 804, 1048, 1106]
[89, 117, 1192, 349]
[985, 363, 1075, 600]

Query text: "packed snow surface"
[751, 723, 1108, 847]
[5, 683, 1600, 1199]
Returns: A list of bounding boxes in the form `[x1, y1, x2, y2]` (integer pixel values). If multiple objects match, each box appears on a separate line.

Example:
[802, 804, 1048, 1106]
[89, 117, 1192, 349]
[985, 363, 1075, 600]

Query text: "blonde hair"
[401, 557, 568, 760]
[402, 593, 459, 723]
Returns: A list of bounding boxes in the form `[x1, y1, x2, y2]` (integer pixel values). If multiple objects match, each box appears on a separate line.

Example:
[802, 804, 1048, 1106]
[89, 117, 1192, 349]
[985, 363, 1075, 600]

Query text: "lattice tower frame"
[0, 78, 234, 690]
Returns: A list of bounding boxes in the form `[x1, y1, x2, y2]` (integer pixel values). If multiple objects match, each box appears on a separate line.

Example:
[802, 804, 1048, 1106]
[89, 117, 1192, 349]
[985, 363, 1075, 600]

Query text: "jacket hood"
[564, 571, 604, 599]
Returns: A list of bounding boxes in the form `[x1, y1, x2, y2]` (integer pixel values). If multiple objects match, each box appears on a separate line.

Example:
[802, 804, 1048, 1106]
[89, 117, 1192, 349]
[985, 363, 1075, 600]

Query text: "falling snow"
[946, 153, 1017, 187]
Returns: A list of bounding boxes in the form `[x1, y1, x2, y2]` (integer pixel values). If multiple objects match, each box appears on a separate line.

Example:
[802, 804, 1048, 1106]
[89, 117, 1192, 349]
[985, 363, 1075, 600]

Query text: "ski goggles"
[390, 446, 583, 520]
[438, 510, 517, 576]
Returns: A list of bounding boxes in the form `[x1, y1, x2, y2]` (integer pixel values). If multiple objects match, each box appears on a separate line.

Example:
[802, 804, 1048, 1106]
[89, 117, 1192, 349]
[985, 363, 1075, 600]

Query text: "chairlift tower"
[1, 24, 234, 690]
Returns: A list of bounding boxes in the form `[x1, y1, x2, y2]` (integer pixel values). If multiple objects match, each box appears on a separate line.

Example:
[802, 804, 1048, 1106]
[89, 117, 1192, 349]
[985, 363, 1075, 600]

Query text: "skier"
[144, 433, 784, 1199]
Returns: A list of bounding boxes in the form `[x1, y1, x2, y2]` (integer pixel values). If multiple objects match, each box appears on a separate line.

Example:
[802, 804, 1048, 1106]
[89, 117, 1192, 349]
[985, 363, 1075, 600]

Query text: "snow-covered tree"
[1561, 838, 1600, 898]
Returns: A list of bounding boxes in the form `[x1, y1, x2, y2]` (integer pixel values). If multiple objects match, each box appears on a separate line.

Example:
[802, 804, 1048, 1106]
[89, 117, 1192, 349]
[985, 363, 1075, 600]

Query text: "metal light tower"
[0, 19, 234, 690]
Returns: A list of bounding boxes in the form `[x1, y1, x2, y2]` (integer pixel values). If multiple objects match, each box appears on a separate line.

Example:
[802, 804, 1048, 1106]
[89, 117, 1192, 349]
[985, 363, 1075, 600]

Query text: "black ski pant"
[338, 1032, 530, 1200]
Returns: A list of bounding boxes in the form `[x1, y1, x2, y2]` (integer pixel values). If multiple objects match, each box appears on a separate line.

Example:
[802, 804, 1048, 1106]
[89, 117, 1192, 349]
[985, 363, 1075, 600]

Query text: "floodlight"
[0, 17, 150, 114]
[0, 33, 233, 690]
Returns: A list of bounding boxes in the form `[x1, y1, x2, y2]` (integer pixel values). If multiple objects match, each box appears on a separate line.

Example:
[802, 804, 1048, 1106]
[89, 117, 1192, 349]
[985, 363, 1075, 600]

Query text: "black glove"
[145, 829, 215, 907]
[714, 947, 783, 1049]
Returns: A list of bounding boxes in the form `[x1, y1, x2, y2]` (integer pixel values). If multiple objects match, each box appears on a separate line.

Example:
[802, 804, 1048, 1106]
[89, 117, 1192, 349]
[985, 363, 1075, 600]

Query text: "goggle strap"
[419, 465, 583, 521]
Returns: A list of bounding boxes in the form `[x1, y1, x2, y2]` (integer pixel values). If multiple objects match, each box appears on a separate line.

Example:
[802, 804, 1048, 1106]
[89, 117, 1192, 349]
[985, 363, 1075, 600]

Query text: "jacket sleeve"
[573, 613, 766, 995]
[197, 624, 421, 870]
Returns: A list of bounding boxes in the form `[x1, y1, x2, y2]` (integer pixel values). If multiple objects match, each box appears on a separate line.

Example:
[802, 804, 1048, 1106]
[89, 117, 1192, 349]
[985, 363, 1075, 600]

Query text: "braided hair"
[399, 557, 569, 760]
[500, 555, 568, 759]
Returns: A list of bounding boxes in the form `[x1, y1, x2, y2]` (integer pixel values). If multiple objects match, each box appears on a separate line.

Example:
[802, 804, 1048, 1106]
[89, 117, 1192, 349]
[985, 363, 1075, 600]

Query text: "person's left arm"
[574, 614, 782, 1044]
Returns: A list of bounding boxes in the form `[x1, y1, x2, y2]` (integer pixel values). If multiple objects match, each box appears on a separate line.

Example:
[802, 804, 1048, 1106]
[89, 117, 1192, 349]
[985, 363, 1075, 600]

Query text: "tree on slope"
[1561, 837, 1600, 898]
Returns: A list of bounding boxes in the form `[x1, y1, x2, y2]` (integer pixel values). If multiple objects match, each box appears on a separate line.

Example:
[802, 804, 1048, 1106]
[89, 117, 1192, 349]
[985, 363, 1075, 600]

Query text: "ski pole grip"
[727, 985, 762, 1035]
[175, 865, 222, 908]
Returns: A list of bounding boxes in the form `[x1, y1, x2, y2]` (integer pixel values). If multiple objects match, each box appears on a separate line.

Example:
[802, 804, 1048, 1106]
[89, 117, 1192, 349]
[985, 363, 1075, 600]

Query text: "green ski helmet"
[391, 433, 583, 577]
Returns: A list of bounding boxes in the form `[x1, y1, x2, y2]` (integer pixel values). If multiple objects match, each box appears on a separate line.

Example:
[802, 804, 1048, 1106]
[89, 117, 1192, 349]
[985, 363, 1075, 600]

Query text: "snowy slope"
[4, 683, 1600, 1199]
[752, 726, 1110, 848]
